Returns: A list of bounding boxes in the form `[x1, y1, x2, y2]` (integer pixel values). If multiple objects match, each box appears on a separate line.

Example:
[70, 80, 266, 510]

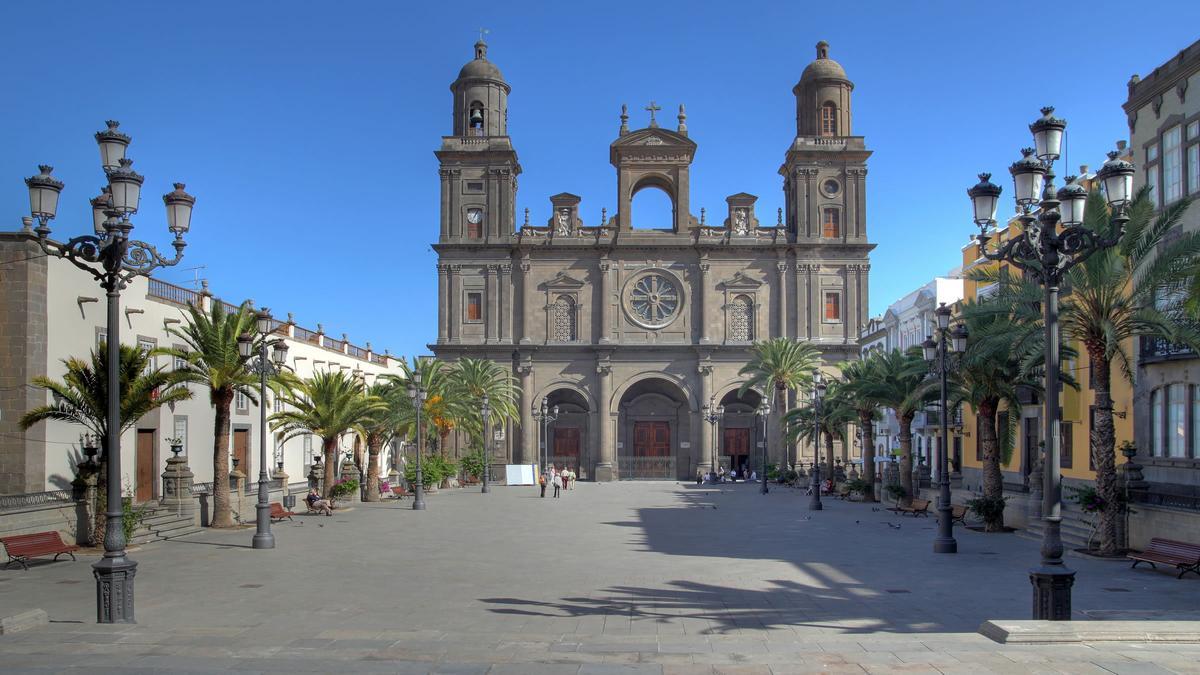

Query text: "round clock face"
[822, 179, 840, 197]
[625, 272, 681, 329]
[466, 208, 483, 224]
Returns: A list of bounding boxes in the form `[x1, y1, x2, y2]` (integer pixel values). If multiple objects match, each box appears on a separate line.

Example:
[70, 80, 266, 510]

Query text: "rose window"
[627, 273, 680, 328]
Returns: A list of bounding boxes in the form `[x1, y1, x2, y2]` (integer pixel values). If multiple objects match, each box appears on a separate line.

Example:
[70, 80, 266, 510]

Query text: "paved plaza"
[2, 481, 1199, 673]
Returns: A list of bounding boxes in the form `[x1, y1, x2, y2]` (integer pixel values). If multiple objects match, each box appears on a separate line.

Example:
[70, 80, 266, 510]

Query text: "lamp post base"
[933, 537, 957, 554]
[1030, 566, 1075, 620]
[252, 503, 275, 549]
[93, 556, 137, 624]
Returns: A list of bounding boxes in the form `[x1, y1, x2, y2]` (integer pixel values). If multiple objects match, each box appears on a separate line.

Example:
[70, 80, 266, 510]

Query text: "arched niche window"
[469, 102, 485, 136]
[551, 295, 577, 341]
[822, 208, 841, 238]
[820, 102, 838, 137]
[729, 294, 754, 342]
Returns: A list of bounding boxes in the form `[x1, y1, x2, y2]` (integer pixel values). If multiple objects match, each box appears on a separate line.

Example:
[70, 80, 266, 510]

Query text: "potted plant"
[845, 478, 869, 498]
[329, 477, 359, 503]
[966, 494, 1008, 533]
[164, 436, 184, 457]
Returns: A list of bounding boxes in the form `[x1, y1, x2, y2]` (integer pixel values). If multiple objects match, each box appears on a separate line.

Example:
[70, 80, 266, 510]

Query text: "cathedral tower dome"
[450, 39, 510, 137]
[793, 40, 854, 138]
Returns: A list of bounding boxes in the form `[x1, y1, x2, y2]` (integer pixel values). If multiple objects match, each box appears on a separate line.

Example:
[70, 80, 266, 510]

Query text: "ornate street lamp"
[238, 309, 288, 549]
[23, 121, 193, 624]
[756, 401, 772, 495]
[532, 397, 560, 475]
[922, 303, 968, 554]
[407, 360, 429, 510]
[701, 396, 724, 482]
[481, 394, 491, 494]
[967, 107, 1135, 620]
[809, 371, 826, 511]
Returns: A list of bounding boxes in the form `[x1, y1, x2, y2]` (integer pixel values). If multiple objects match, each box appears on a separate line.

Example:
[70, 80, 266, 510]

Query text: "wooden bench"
[269, 502, 295, 522]
[890, 498, 931, 517]
[461, 476, 479, 487]
[1128, 538, 1200, 579]
[951, 504, 969, 525]
[2, 531, 79, 570]
[390, 485, 409, 500]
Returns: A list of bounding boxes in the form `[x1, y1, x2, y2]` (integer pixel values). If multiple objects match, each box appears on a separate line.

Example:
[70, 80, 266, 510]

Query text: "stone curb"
[981, 619, 1200, 644]
[0, 609, 48, 635]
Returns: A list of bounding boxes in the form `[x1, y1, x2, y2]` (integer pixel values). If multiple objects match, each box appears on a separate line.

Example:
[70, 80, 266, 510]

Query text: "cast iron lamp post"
[532, 397, 560, 474]
[809, 371, 826, 511]
[967, 106, 1135, 620]
[238, 312, 289, 549]
[407, 362, 428, 510]
[756, 401, 771, 494]
[24, 120, 194, 624]
[921, 303, 968, 554]
[701, 396, 724, 481]
[481, 394, 491, 493]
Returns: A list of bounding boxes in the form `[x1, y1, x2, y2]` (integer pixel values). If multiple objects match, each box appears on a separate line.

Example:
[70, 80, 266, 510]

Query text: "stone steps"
[129, 505, 201, 544]
[1020, 509, 1097, 549]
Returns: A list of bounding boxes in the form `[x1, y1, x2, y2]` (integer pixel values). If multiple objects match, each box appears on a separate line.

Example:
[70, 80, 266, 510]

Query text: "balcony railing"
[147, 278, 199, 306]
[0, 489, 75, 512]
[1140, 335, 1196, 361]
[1129, 488, 1200, 512]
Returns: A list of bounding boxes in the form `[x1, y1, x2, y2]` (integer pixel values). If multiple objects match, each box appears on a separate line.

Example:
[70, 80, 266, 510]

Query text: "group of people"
[696, 466, 758, 484]
[539, 465, 575, 498]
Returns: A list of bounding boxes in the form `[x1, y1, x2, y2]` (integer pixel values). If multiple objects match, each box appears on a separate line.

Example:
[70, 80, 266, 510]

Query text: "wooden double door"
[723, 427, 751, 476]
[621, 421, 673, 479]
[553, 427, 581, 470]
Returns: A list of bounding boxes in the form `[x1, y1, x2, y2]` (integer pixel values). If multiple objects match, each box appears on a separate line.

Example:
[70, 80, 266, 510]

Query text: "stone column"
[519, 256, 533, 344]
[499, 263, 512, 343]
[776, 258, 788, 338]
[807, 264, 819, 340]
[485, 264, 498, 343]
[599, 258, 613, 343]
[794, 263, 807, 340]
[596, 358, 615, 481]
[698, 259, 710, 343]
[444, 264, 456, 341]
[307, 460, 324, 495]
[698, 363, 713, 472]
[230, 465, 246, 524]
[437, 264, 449, 343]
[518, 359, 535, 464]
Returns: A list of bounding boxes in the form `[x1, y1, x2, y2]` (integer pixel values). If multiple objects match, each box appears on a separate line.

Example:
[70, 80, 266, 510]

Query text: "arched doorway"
[617, 378, 691, 480]
[718, 389, 763, 479]
[545, 388, 589, 480]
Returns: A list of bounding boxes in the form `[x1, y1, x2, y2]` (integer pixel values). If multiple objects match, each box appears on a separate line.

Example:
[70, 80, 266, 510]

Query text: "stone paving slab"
[3, 483, 1200, 673]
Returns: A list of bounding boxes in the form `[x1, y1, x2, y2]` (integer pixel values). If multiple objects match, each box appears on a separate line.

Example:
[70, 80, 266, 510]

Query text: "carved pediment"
[717, 271, 763, 290]
[543, 271, 587, 289]
[612, 127, 696, 149]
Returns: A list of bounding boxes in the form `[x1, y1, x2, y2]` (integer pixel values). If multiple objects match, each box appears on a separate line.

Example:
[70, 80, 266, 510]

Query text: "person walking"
[539, 469, 548, 498]
[552, 468, 562, 498]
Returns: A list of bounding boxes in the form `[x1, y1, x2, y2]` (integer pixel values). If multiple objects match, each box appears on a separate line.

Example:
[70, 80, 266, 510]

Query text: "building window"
[469, 102, 485, 135]
[303, 434, 313, 458]
[173, 416, 188, 456]
[1168, 383, 1187, 458]
[1149, 165, 1161, 207]
[551, 295, 577, 341]
[173, 344, 189, 371]
[273, 394, 284, 413]
[1189, 143, 1199, 195]
[1164, 125, 1183, 204]
[1193, 385, 1200, 460]
[1060, 423, 1073, 469]
[1151, 390, 1163, 457]
[823, 292, 841, 322]
[820, 102, 837, 137]
[822, 209, 840, 238]
[729, 294, 754, 342]
[138, 337, 157, 375]
[236, 391, 249, 413]
[466, 292, 482, 322]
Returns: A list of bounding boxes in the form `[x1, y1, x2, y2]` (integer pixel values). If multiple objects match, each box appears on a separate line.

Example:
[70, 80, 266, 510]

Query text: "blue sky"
[2, 1, 1197, 358]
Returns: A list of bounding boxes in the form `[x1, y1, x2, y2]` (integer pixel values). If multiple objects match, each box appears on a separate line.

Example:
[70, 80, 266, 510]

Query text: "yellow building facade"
[953, 175, 1134, 490]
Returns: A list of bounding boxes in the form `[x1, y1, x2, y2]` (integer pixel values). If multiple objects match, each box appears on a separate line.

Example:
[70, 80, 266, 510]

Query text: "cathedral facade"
[431, 40, 873, 481]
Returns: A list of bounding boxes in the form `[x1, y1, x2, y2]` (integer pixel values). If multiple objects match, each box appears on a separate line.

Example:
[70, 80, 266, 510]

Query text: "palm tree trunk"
[210, 389, 235, 528]
[364, 435, 383, 502]
[898, 412, 914, 507]
[1088, 349, 1120, 554]
[322, 436, 338, 499]
[859, 411, 876, 501]
[978, 399, 1003, 532]
[775, 382, 788, 470]
[824, 431, 836, 482]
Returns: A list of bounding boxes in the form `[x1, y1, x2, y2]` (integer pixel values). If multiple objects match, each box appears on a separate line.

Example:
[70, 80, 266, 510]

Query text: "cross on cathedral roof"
[645, 101, 661, 128]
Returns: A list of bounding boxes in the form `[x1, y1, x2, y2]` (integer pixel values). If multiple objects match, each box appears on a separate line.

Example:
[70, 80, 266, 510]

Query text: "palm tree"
[445, 358, 518, 449]
[271, 370, 387, 499]
[855, 348, 930, 506]
[360, 378, 406, 502]
[784, 380, 856, 480]
[979, 190, 1198, 552]
[21, 342, 192, 543]
[738, 338, 821, 469]
[838, 355, 883, 500]
[165, 302, 261, 528]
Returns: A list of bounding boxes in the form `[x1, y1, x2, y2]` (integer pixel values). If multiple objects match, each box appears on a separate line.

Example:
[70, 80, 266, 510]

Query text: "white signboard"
[680, 442, 691, 448]
[505, 464, 536, 486]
